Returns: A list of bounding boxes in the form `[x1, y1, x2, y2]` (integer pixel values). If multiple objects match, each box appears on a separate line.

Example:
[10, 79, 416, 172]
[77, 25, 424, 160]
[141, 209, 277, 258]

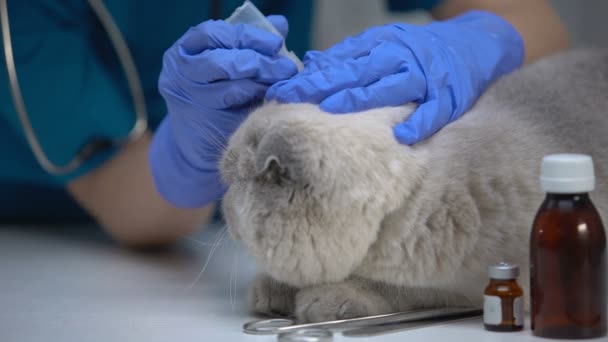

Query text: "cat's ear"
[254, 129, 298, 185]
[255, 154, 290, 184]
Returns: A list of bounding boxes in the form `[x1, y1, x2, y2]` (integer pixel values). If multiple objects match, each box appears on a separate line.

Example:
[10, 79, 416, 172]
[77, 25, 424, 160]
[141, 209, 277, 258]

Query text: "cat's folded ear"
[256, 154, 289, 183]
[254, 128, 300, 185]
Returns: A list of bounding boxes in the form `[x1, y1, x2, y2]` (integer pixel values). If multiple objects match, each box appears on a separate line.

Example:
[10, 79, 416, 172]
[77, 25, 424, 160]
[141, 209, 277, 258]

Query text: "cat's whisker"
[198, 121, 232, 154]
[200, 121, 229, 152]
[198, 130, 225, 152]
[205, 119, 230, 141]
[197, 123, 227, 152]
[183, 236, 224, 247]
[189, 226, 229, 288]
[229, 239, 238, 312]
[203, 150, 229, 160]
[197, 138, 229, 161]
[234, 243, 240, 311]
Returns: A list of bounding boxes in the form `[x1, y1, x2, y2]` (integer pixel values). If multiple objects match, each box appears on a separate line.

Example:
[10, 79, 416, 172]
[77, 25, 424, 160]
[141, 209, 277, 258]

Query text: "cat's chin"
[242, 221, 372, 287]
[261, 261, 351, 288]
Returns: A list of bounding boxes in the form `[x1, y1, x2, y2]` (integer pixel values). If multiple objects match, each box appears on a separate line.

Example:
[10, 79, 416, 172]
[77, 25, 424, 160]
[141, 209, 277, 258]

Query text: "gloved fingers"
[179, 20, 283, 56]
[267, 41, 402, 101]
[162, 76, 269, 110]
[199, 78, 269, 109]
[319, 69, 426, 113]
[392, 88, 453, 145]
[179, 48, 298, 83]
[266, 42, 411, 104]
[302, 50, 336, 69]
[267, 15, 289, 38]
[265, 55, 380, 103]
[301, 51, 343, 73]
[303, 50, 323, 65]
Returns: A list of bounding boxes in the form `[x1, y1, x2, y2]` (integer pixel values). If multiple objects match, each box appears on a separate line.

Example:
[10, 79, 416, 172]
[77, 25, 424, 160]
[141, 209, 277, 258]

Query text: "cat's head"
[221, 102, 422, 287]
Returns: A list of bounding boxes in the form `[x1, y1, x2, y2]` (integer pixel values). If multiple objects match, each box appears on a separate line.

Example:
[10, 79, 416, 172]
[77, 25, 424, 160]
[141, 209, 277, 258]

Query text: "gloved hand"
[266, 11, 525, 145]
[150, 16, 298, 208]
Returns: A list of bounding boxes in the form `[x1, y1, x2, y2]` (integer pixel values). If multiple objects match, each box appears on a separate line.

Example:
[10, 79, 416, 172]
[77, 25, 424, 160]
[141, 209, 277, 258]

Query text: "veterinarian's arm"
[68, 133, 215, 247]
[432, 0, 569, 63]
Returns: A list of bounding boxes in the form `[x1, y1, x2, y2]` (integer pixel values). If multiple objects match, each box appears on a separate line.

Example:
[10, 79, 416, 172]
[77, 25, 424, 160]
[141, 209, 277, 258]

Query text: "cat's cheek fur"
[230, 181, 398, 286]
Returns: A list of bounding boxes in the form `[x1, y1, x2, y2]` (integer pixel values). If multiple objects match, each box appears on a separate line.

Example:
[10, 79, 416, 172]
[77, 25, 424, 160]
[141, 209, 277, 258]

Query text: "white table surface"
[1, 222, 606, 342]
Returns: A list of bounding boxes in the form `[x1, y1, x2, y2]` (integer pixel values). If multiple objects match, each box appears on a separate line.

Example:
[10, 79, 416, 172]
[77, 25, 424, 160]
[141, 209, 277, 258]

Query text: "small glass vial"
[530, 154, 607, 339]
[483, 262, 524, 332]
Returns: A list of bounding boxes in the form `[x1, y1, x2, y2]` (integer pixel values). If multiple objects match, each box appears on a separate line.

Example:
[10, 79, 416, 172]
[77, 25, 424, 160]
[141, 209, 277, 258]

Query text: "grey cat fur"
[220, 49, 608, 322]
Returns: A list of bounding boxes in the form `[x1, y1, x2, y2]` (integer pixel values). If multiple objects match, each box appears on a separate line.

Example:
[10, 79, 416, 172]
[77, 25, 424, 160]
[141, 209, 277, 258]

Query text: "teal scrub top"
[0, 0, 441, 220]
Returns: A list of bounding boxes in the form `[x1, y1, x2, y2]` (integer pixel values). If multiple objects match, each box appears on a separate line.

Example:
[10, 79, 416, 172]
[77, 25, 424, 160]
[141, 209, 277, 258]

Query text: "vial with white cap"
[483, 262, 524, 332]
[225, 0, 304, 71]
[530, 154, 607, 339]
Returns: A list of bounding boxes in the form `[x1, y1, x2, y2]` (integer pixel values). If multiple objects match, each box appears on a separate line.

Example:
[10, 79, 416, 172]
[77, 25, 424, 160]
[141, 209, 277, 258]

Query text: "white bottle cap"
[488, 262, 519, 280]
[541, 154, 595, 193]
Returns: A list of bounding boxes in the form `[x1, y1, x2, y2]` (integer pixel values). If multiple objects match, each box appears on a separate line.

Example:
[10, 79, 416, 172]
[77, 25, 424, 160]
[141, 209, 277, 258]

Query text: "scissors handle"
[243, 318, 296, 335]
[243, 306, 482, 335]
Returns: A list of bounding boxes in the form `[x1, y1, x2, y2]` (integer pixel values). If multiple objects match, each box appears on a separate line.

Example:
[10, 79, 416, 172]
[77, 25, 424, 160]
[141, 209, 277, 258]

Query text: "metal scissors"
[243, 306, 483, 340]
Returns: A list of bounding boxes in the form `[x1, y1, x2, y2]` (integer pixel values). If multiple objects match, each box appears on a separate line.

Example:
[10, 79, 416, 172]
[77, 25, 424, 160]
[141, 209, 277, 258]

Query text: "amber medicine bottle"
[483, 262, 524, 331]
[530, 154, 606, 339]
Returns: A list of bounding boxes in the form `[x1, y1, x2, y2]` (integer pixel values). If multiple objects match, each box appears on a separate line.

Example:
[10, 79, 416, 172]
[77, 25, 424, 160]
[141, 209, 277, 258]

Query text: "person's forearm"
[68, 132, 215, 247]
[432, 0, 569, 64]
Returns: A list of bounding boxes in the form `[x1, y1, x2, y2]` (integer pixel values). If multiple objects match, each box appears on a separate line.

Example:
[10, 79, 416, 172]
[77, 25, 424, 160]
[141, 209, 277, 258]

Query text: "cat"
[220, 49, 608, 322]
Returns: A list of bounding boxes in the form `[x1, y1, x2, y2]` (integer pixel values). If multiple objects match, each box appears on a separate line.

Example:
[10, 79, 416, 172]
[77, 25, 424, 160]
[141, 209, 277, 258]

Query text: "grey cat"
[220, 49, 608, 322]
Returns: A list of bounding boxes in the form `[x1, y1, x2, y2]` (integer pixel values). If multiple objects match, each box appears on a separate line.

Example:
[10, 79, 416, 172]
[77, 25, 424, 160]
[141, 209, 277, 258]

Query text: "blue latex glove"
[266, 11, 525, 145]
[150, 16, 298, 208]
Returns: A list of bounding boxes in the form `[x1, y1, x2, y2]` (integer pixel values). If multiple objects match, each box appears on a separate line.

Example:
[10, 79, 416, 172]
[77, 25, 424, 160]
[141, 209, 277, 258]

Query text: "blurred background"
[313, 0, 608, 51]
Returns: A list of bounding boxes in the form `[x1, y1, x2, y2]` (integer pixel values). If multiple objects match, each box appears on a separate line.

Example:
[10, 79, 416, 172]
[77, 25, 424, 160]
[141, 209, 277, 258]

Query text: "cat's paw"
[248, 274, 297, 316]
[295, 282, 392, 322]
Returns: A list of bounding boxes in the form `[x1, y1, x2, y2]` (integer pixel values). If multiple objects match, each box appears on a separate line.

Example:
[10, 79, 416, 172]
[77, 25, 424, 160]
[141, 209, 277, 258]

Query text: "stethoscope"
[0, 0, 148, 175]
